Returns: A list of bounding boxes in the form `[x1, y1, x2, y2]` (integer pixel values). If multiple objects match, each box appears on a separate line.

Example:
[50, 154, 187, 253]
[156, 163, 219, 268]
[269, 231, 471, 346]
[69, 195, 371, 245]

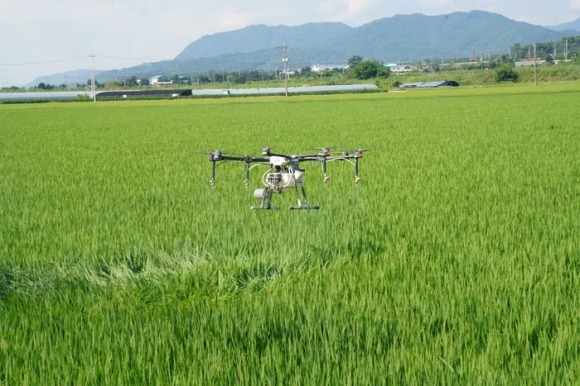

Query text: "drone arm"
[323, 153, 363, 184]
[209, 156, 270, 187]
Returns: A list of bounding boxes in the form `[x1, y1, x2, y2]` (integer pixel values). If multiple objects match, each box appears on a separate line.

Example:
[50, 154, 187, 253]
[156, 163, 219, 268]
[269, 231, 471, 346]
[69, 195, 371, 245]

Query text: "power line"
[280, 44, 289, 97]
[95, 54, 166, 62]
[0, 57, 87, 66]
[0, 54, 165, 67]
[90, 53, 96, 103]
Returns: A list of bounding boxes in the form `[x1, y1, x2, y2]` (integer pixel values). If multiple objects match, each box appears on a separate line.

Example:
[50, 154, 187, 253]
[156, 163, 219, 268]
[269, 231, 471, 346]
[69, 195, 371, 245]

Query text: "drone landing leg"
[289, 185, 319, 210]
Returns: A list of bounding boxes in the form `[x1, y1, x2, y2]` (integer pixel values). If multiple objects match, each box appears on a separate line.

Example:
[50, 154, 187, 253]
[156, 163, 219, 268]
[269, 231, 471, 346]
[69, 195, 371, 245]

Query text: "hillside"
[172, 11, 567, 64]
[546, 17, 580, 33]
[175, 22, 352, 61]
[28, 10, 574, 85]
[321, 11, 567, 61]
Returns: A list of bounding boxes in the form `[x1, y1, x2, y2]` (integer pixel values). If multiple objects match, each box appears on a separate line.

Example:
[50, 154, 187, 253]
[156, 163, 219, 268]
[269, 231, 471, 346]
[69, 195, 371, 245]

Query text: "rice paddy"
[0, 84, 578, 383]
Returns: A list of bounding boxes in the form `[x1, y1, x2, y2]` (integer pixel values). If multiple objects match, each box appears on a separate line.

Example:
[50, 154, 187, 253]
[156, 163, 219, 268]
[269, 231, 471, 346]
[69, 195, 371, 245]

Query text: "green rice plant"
[0, 83, 578, 384]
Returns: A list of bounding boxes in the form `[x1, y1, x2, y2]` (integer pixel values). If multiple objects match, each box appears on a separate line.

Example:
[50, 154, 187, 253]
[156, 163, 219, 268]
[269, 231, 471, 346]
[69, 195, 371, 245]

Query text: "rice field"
[0, 84, 579, 384]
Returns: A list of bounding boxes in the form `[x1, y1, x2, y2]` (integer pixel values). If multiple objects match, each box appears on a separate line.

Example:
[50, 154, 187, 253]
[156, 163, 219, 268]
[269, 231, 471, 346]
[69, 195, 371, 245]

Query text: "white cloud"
[1, 0, 577, 86]
[419, 0, 455, 8]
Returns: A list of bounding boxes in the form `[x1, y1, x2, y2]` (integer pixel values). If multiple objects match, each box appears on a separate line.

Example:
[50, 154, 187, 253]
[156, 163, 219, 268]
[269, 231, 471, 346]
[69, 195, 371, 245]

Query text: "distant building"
[96, 89, 192, 100]
[515, 60, 547, 67]
[149, 75, 173, 86]
[310, 64, 345, 73]
[398, 80, 459, 88]
[470, 50, 477, 62]
[391, 65, 415, 73]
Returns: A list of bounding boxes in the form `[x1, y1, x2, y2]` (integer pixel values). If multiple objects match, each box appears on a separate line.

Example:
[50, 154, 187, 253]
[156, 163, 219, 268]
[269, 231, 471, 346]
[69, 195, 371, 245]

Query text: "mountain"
[318, 11, 568, 61]
[546, 18, 580, 33]
[171, 11, 568, 64]
[175, 22, 352, 61]
[30, 11, 576, 85]
[28, 69, 101, 88]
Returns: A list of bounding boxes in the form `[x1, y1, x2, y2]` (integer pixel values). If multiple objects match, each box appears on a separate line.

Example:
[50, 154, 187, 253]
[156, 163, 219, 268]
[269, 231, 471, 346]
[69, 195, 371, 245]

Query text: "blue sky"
[1, 0, 578, 86]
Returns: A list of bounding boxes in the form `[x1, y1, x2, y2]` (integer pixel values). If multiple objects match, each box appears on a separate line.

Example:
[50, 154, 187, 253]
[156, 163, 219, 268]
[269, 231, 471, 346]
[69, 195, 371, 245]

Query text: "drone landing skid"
[250, 205, 319, 210]
[250, 205, 280, 210]
[288, 205, 319, 210]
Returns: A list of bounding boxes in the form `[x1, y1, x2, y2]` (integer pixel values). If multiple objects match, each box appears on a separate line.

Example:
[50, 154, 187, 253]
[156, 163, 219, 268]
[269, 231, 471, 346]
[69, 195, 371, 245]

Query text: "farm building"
[96, 89, 192, 100]
[96, 84, 379, 100]
[149, 76, 174, 86]
[398, 80, 459, 89]
[189, 84, 379, 96]
[391, 65, 415, 73]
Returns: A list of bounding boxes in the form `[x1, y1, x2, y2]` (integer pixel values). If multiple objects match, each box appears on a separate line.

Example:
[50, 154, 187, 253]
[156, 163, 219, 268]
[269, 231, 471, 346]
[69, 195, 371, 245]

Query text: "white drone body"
[254, 155, 306, 201]
[205, 147, 364, 210]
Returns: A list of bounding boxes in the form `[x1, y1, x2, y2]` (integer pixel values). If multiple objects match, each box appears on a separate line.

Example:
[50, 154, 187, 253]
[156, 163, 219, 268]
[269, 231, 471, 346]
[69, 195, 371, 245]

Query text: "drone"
[203, 147, 365, 210]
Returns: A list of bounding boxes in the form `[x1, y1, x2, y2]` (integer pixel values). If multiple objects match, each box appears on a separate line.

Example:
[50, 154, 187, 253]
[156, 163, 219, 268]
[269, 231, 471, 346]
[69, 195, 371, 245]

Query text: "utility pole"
[281, 44, 289, 97]
[534, 44, 537, 86]
[90, 53, 96, 102]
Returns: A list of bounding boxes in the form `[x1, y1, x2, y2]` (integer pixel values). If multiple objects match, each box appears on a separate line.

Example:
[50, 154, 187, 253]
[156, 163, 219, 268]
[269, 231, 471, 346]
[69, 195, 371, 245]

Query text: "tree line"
[15, 57, 390, 91]
[4, 35, 579, 92]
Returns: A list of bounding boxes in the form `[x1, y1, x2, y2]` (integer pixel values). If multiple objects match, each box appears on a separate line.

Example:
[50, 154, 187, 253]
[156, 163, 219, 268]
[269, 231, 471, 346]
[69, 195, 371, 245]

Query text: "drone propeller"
[340, 149, 370, 157]
[307, 145, 346, 156]
[195, 150, 227, 161]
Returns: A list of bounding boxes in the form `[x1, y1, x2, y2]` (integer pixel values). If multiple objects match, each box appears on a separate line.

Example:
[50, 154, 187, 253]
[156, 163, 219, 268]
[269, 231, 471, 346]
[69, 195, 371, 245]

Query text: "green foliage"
[495, 63, 519, 82]
[516, 36, 580, 61]
[34, 82, 55, 90]
[347, 55, 363, 67]
[0, 84, 579, 383]
[125, 76, 139, 87]
[350, 60, 390, 80]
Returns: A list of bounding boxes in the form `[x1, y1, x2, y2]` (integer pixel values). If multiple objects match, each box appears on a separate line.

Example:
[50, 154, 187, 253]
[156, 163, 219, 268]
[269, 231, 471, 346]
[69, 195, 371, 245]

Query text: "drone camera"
[262, 147, 271, 156]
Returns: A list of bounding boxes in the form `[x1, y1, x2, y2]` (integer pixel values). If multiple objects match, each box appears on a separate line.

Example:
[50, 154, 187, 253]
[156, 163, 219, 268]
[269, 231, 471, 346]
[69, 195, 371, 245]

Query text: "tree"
[35, 82, 55, 90]
[105, 80, 124, 89]
[299, 66, 313, 77]
[139, 77, 150, 86]
[86, 78, 102, 88]
[511, 43, 522, 60]
[347, 55, 363, 68]
[351, 60, 390, 80]
[125, 76, 138, 87]
[495, 63, 518, 82]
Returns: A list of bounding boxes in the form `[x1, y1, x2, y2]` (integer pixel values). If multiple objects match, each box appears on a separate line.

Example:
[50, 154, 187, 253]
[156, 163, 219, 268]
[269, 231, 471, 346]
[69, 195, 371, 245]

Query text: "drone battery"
[254, 188, 266, 199]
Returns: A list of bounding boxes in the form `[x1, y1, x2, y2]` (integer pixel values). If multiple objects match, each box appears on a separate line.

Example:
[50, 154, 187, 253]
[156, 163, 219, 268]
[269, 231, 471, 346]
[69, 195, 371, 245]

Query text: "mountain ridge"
[27, 11, 579, 86]
[547, 17, 580, 32]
